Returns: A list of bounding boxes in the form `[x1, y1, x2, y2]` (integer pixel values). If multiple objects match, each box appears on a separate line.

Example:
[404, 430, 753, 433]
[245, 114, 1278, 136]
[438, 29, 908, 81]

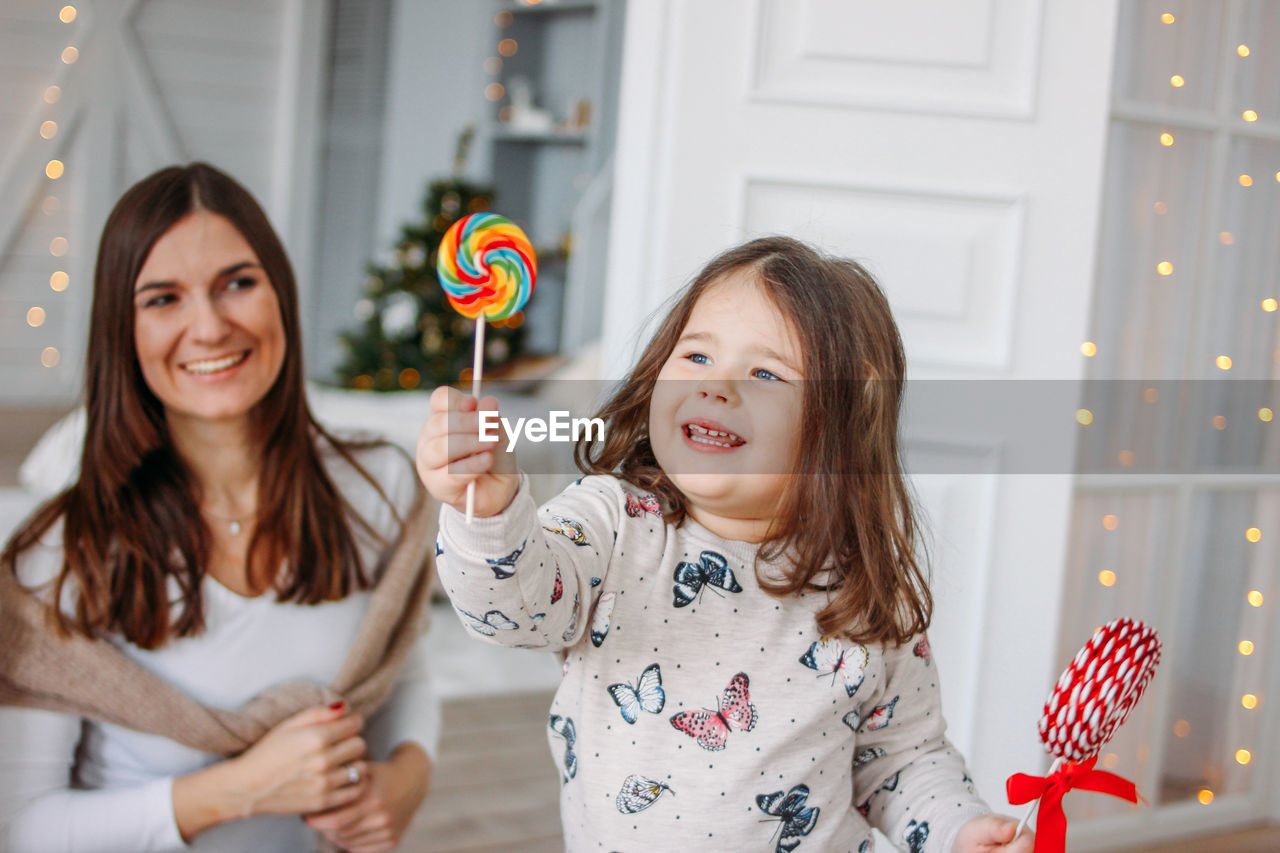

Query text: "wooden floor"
[1117, 825, 1280, 853]
[402, 689, 563, 853]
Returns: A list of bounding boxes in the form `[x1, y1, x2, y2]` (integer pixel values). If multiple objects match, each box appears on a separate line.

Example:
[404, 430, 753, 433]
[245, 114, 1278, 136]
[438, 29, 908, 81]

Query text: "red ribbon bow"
[1006, 756, 1140, 853]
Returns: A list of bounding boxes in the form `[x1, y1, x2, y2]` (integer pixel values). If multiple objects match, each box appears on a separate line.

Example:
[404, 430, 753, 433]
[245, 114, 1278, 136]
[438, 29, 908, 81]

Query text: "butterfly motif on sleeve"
[460, 608, 519, 636]
[561, 593, 580, 643]
[875, 771, 900, 794]
[608, 663, 665, 724]
[548, 714, 578, 783]
[484, 540, 526, 579]
[543, 516, 590, 547]
[616, 774, 674, 813]
[550, 561, 564, 603]
[590, 592, 617, 647]
[669, 672, 757, 750]
[859, 696, 899, 732]
[913, 635, 932, 665]
[755, 783, 820, 853]
[853, 746, 886, 768]
[434, 538, 444, 558]
[624, 491, 662, 518]
[841, 708, 861, 733]
[672, 550, 742, 608]
[904, 820, 930, 853]
[858, 840, 873, 853]
[799, 638, 869, 697]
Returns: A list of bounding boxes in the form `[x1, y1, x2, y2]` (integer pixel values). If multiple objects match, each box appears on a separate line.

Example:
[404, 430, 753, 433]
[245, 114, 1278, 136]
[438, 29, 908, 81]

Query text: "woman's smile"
[179, 349, 252, 378]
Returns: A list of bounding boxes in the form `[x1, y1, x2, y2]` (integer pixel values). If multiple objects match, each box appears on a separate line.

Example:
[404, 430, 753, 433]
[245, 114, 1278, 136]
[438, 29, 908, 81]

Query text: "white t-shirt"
[0, 440, 440, 852]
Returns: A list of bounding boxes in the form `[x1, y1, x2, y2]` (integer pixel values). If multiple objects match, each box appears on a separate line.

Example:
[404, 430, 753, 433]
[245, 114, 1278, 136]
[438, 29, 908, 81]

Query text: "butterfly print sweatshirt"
[436, 473, 990, 853]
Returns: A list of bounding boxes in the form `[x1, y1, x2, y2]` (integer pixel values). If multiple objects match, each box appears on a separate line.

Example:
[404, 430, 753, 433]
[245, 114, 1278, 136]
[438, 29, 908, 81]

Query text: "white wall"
[0, 0, 324, 406]
[376, 0, 494, 248]
[305, 0, 494, 383]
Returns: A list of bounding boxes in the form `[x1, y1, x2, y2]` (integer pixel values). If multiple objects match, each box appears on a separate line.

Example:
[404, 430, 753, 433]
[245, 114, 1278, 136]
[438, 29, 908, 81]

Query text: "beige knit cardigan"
[0, 490, 435, 758]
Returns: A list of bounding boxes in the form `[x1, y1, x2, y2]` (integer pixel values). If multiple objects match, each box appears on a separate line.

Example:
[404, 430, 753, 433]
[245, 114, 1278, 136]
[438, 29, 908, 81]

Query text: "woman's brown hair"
[575, 236, 931, 645]
[3, 163, 395, 649]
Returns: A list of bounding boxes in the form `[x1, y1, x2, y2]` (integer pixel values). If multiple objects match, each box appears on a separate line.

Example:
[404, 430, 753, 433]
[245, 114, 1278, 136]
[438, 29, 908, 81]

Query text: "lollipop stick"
[465, 320, 486, 524]
[1013, 800, 1037, 841]
[1014, 756, 1061, 840]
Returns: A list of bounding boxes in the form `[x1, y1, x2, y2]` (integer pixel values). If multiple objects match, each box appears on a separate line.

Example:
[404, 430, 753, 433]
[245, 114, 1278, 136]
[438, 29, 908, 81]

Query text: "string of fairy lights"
[485, 8, 516, 110]
[1072, 9, 1273, 810]
[24, 5, 80, 373]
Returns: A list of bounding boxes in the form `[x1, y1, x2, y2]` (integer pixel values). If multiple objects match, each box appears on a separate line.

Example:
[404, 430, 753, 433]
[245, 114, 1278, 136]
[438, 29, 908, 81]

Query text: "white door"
[602, 0, 1120, 809]
[0, 0, 325, 406]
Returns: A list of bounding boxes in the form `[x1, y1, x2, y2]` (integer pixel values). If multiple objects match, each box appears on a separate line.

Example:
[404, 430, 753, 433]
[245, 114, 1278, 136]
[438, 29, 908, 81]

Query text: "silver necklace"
[201, 506, 256, 536]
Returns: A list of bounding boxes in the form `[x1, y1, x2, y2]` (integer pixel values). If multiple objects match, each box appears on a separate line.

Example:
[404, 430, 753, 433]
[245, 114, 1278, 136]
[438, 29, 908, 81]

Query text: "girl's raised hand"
[416, 385, 519, 517]
[953, 814, 1035, 852]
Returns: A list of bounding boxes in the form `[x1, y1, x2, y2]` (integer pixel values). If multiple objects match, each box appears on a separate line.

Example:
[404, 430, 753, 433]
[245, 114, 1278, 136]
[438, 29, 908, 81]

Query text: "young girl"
[417, 237, 1031, 852]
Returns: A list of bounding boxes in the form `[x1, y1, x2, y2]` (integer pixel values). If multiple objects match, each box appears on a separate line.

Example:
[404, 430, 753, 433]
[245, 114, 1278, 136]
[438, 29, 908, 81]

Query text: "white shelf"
[492, 127, 589, 144]
[487, 0, 623, 354]
[507, 1, 598, 16]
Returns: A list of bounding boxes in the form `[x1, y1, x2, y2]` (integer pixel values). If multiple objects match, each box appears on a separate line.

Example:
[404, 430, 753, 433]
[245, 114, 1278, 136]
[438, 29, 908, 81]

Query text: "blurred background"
[1, 1, 1278, 850]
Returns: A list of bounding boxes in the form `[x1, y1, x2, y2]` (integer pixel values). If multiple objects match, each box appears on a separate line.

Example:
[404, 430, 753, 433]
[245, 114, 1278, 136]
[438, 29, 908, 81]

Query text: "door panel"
[604, 0, 1119, 806]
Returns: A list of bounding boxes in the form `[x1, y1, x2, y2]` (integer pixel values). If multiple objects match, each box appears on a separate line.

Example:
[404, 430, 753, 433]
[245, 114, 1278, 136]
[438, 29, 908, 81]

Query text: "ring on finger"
[343, 762, 360, 785]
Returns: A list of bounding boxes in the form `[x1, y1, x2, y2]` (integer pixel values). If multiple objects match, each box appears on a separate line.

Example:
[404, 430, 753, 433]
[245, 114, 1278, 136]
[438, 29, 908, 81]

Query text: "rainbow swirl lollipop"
[436, 212, 537, 523]
[437, 213, 536, 321]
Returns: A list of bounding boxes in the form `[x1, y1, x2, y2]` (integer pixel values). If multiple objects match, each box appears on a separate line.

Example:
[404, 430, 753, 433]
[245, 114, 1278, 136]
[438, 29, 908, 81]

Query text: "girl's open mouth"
[683, 421, 746, 451]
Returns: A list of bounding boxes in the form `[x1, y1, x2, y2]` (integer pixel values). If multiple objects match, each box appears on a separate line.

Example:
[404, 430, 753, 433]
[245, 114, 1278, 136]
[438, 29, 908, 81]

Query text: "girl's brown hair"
[575, 236, 930, 645]
[3, 163, 394, 649]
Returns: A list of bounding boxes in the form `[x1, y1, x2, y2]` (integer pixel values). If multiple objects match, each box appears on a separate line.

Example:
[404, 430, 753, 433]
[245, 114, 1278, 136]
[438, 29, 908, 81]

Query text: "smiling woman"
[132, 212, 287, 427]
[0, 164, 439, 853]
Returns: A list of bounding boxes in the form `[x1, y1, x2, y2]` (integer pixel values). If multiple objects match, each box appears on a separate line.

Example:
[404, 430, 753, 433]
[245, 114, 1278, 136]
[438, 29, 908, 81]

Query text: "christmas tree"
[335, 128, 527, 391]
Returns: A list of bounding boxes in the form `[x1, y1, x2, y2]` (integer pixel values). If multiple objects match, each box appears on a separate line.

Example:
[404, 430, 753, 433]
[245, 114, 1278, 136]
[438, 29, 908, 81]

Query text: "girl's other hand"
[173, 702, 368, 840]
[953, 814, 1035, 852]
[416, 385, 518, 517]
[305, 742, 431, 853]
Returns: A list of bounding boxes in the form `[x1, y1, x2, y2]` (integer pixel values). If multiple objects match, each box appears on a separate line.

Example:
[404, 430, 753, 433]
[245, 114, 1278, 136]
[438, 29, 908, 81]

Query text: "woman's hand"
[416, 386, 518, 517]
[172, 702, 368, 840]
[305, 742, 431, 853]
[953, 814, 1035, 852]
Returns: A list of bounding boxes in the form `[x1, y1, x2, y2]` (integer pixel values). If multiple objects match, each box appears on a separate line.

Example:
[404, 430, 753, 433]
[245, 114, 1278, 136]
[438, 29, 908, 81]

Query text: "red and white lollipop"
[1008, 618, 1161, 851]
[1039, 618, 1161, 762]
